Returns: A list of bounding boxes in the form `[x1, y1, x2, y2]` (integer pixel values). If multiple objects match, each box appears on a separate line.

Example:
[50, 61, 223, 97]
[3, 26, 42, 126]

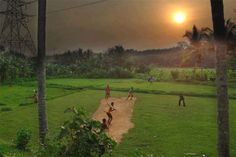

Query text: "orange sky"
[30, 0, 236, 53]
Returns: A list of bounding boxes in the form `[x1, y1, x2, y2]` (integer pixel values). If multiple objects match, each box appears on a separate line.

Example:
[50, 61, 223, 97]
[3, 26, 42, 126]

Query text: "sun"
[174, 12, 186, 24]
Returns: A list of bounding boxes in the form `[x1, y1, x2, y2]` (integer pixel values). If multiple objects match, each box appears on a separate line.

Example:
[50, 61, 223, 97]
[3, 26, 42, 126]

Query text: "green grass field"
[0, 79, 235, 157]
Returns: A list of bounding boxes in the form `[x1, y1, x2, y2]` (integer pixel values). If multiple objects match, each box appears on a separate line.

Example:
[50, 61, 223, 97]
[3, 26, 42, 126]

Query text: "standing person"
[33, 90, 38, 103]
[105, 84, 111, 99]
[127, 87, 134, 100]
[179, 94, 186, 107]
[105, 102, 116, 126]
[101, 118, 109, 131]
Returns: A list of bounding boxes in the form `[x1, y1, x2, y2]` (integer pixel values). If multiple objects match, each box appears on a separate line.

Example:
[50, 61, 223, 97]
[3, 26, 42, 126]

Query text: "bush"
[170, 70, 179, 80]
[37, 107, 116, 157]
[109, 67, 133, 78]
[0, 102, 6, 106]
[86, 68, 108, 78]
[0, 107, 12, 112]
[0, 53, 34, 83]
[19, 102, 33, 107]
[15, 128, 32, 150]
[135, 64, 150, 74]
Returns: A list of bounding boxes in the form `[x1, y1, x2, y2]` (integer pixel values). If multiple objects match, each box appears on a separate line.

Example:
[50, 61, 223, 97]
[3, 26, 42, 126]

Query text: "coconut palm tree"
[184, 25, 213, 45]
[210, 0, 229, 157]
[183, 25, 213, 77]
[226, 19, 236, 54]
[37, 0, 47, 144]
[226, 19, 236, 71]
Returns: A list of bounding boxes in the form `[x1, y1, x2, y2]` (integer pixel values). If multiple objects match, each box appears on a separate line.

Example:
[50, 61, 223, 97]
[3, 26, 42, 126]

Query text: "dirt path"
[92, 97, 136, 143]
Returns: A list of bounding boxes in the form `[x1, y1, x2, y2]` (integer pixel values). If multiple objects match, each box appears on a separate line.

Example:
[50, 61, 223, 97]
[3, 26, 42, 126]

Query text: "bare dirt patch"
[92, 97, 136, 143]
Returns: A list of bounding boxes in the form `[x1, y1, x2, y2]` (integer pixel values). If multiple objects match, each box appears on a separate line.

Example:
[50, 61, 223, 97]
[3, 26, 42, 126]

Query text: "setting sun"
[174, 12, 186, 24]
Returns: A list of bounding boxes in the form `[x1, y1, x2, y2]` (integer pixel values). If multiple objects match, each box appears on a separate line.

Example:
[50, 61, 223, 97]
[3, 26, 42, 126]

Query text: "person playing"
[33, 90, 38, 103]
[101, 118, 109, 131]
[105, 84, 111, 99]
[105, 102, 116, 126]
[127, 87, 134, 100]
[179, 94, 186, 107]
[148, 76, 155, 84]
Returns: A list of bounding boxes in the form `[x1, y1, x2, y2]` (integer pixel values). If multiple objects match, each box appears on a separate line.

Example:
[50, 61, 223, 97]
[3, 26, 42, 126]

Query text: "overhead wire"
[46, 0, 108, 15]
[0, 0, 109, 16]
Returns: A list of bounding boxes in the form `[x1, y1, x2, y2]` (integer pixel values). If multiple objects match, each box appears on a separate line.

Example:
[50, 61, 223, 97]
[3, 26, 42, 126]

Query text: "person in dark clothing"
[179, 94, 186, 107]
[33, 90, 38, 103]
[105, 102, 116, 126]
[101, 118, 109, 131]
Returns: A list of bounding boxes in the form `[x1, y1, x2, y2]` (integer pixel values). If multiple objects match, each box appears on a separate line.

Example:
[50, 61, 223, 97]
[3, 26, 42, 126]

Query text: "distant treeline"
[1, 45, 236, 83]
[0, 46, 150, 83]
[47, 44, 216, 68]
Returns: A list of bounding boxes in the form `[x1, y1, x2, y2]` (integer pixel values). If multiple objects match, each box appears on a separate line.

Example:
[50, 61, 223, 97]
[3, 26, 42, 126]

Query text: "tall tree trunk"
[210, 0, 230, 157]
[37, 0, 47, 145]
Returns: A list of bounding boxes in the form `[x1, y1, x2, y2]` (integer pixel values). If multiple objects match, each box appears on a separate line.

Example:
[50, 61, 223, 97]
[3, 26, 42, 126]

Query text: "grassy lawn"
[0, 90, 104, 156]
[0, 79, 235, 156]
[45, 78, 236, 98]
[0, 85, 77, 109]
[112, 93, 236, 157]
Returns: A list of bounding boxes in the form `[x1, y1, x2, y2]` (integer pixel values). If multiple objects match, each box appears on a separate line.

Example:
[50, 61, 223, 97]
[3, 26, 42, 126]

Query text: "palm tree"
[183, 25, 213, 76]
[226, 19, 236, 72]
[184, 25, 213, 46]
[226, 19, 236, 54]
[210, 0, 229, 157]
[37, 0, 47, 145]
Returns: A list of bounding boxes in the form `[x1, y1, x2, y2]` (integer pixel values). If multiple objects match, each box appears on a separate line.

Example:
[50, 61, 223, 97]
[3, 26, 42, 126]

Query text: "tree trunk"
[210, 0, 230, 157]
[216, 43, 229, 157]
[37, 0, 47, 145]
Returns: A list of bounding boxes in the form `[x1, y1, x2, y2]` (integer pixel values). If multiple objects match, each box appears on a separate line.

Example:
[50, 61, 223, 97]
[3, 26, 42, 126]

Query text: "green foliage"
[46, 47, 135, 79]
[0, 103, 6, 106]
[147, 68, 217, 82]
[0, 107, 12, 112]
[37, 107, 116, 157]
[15, 129, 32, 150]
[0, 53, 34, 83]
[135, 64, 151, 74]
[170, 70, 180, 80]
[18, 102, 33, 107]
[0, 152, 17, 157]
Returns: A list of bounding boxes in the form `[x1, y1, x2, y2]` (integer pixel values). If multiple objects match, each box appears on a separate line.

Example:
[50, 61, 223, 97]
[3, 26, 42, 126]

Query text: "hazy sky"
[28, 0, 236, 53]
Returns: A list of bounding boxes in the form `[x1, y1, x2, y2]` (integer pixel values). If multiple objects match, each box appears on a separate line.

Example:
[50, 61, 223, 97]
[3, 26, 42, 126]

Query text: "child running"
[105, 102, 116, 126]
[127, 87, 134, 100]
[105, 84, 111, 99]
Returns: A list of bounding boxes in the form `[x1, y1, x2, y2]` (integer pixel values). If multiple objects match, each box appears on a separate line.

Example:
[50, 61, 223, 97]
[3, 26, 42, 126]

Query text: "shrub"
[135, 64, 150, 74]
[0, 53, 34, 83]
[0, 107, 12, 112]
[19, 102, 32, 107]
[15, 128, 32, 150]
[0, 153, 17, 157]
[170, 70, 179, 80]
[109, 67, 133, 78]
[37, 107, 116, 157]
[0, 102, 6, 106]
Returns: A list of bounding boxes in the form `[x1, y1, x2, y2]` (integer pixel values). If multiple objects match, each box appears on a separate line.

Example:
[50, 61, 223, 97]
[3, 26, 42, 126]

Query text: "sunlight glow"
[174, 12, 186, 24]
